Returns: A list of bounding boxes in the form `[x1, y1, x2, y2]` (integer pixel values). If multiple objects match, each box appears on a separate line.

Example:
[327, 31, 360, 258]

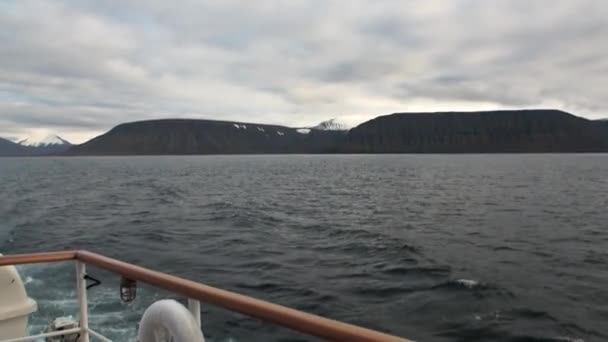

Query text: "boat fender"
[138, 299, 205, 342]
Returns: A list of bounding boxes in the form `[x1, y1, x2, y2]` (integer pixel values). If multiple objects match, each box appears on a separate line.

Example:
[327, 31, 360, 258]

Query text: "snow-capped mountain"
[312, 118, 349, 131]
[19, 134, 71, 147]
[18, 134, 72, 154]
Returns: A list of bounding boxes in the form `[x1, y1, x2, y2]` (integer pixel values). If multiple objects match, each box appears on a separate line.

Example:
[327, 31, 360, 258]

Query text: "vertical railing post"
[188, 298, 201, 327]
[76, 261, 90, 342]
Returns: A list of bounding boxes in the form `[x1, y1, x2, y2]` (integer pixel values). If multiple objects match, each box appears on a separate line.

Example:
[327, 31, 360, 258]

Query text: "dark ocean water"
[0, 155, 607, 342]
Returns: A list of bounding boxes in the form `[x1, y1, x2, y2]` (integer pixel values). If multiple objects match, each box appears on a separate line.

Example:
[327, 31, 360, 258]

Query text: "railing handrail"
[0, 250, 412, 342]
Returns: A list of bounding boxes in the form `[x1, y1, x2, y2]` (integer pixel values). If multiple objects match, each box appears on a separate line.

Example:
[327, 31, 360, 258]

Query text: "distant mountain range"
[0, 134, 72, 156]
[2, 110, 608, 156]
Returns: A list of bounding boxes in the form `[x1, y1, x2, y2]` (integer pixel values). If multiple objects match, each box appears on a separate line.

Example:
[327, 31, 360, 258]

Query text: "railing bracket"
[84, 274, 101, 290]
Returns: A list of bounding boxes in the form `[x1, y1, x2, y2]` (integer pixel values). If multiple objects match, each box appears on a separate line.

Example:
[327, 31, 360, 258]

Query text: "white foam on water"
[454, 279, 479, 288]
[38, 298, 78, 308]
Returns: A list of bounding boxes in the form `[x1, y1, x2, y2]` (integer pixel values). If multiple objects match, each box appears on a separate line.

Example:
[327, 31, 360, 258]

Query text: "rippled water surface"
[1, 155, 607, 342]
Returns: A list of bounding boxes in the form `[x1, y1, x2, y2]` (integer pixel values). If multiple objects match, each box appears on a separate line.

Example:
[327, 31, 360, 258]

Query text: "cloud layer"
[1, 0, 607, 142]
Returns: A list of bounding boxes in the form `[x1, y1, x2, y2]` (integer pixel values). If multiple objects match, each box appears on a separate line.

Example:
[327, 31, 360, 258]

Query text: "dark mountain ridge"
[0, 137, 29, 156]
[69, 119, 345, 155]
[344, 109, 608, 153]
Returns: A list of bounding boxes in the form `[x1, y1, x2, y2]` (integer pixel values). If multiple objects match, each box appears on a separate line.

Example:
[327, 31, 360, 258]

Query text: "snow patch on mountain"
[296, 128, 311, 134]
[19, 134, 71, 147]
[312, 118, 349, 131]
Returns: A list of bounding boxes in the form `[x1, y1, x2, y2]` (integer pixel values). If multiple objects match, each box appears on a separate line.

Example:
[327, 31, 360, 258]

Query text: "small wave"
[506, 335, 585, 342]
[38, 298, 78, 307]
[235, 282, 282, 291]
[508, 308, 558, 321]
[583, 251, 607, 265]
[353, 277, 502, 298]
[554, 338, 584, 342]
[452, 278, 480, 289]
[238, 260, 282, 271]
[431, 278, 515, 297]
[380, 265, 450, 277]
[436, 320, 587, 342]
[353, 285, 417, 297]
[493, 245, 520, 252]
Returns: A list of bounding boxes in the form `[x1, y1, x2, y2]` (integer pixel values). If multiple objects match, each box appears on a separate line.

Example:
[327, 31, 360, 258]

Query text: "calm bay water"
[1, 155, 607, 341]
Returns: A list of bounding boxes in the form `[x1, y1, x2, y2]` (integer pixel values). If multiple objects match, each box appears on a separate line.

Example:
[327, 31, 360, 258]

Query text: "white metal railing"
[2, 328, 82, 342]
[76, 261, 91, 342]
[87, 328, 112, 342]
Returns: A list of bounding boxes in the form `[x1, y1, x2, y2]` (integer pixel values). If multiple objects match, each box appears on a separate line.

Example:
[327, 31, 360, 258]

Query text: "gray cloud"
[0, 0, 607, 142]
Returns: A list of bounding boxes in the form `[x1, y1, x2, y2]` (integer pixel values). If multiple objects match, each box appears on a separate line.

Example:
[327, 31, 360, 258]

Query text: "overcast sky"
[1, 1, 607, 143]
